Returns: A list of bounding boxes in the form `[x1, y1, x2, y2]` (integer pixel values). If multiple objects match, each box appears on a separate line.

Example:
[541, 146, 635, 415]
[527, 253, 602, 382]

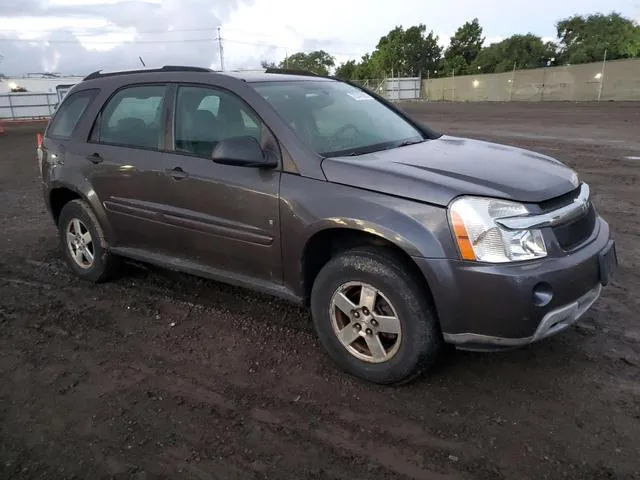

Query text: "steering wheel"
[328, 123, 361, 149]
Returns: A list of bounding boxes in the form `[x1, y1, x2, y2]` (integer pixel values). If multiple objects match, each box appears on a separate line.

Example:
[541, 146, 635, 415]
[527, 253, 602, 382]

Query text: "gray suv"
[38, 66, 617, 384]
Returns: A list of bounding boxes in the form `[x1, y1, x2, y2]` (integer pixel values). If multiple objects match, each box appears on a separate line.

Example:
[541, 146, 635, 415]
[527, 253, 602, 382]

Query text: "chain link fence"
[0, 92, 58, 120]
[351, 78, 388, 96]
[352, 77, 423, 101]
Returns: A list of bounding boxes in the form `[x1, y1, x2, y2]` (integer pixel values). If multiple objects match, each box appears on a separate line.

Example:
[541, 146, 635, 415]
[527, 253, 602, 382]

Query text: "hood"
[321, 135, 579, 206]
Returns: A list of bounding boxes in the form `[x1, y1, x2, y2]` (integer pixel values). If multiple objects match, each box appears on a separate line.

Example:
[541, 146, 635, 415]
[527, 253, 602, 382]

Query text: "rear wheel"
[58, 199, 120, 282]
[310, 248, 442, 385]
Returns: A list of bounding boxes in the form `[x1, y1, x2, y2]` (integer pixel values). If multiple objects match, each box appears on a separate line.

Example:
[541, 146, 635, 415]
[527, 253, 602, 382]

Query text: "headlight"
[448, 196, 547, 263]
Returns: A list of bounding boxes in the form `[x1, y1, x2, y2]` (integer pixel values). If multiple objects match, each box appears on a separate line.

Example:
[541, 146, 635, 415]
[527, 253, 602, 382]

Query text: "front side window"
[253, 80, 425, 157]
[174, 85, 262, 158]
[47, 89, 97, 138]
[97, 85, 167, 149]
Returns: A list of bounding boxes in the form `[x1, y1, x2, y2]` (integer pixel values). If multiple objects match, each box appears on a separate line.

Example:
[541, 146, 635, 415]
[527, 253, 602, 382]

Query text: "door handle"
[86, 153, 103, 164]
[166, 167, 188, 180]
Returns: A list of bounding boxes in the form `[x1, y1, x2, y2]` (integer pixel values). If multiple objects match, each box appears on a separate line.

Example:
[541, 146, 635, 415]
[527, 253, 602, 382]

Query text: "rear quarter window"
[46, 89, 98, 139]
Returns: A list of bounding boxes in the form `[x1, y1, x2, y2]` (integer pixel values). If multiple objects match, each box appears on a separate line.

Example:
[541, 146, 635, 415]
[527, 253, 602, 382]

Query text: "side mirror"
[211, 136, 277, 168]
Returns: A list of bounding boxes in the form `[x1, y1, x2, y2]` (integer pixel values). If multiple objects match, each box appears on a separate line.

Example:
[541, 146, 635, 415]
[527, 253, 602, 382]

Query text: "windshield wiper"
[323, 138, 425, 158]
[397, 138, 425, 147]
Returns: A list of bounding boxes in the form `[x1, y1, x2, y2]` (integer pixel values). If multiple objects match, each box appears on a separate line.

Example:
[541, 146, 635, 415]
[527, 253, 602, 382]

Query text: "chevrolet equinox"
[38, 66, 618, 384]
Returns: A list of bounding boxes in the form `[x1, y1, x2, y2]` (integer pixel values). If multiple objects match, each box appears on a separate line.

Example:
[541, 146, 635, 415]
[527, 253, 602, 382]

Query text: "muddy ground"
[1, 102, 639, 480]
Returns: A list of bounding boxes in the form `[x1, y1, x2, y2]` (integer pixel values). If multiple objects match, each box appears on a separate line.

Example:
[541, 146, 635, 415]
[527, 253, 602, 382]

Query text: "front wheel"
[310, 248, 442, 385]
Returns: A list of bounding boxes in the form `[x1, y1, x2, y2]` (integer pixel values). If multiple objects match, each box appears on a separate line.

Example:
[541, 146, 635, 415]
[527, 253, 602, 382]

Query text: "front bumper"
[442, 283, 602, 350]
[413, 216, 615, 350]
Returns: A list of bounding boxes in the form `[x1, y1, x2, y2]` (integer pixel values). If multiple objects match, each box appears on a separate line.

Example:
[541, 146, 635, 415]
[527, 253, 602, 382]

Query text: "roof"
[81, 65, 335, 84]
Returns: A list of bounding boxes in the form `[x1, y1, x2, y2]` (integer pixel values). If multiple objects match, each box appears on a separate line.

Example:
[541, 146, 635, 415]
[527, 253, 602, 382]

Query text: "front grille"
[552, 204, 596, 251]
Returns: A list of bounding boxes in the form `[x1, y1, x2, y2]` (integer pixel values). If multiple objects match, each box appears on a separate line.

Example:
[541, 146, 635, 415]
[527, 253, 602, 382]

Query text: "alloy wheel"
[66, 218, 95, 269]
[329, 281, 402, 363]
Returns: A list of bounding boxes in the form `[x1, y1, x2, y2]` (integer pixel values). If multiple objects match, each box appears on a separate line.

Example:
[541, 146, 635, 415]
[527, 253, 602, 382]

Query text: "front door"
[160, 84, 282, 283]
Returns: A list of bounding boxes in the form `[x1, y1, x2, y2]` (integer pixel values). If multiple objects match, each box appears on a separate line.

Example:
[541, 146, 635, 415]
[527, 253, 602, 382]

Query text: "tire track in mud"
[0, 250, 493, 479]
[0, 287, 487, 479]
[0, 269, 626, 480]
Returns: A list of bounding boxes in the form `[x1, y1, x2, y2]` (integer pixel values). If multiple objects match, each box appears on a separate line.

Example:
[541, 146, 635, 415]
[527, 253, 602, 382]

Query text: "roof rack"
[263, 68, 320, 77]
[83, 65, 213, 81]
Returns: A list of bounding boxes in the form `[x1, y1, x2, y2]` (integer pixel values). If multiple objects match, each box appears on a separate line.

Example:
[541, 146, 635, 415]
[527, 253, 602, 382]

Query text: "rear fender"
[48, 177, 116, 247]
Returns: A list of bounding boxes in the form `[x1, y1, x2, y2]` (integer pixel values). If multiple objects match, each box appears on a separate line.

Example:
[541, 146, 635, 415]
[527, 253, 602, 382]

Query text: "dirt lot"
[1, 102, 639, 480]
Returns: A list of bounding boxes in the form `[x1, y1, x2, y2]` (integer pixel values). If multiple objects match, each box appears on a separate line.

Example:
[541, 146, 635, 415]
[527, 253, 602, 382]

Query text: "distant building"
[0, 74, 83, 100]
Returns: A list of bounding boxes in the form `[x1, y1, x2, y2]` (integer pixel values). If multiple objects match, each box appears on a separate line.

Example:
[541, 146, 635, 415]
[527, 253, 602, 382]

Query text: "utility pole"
[217, 27, 224, 71]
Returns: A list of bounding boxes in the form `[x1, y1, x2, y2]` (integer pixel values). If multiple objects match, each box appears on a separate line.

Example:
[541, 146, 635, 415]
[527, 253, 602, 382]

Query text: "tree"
[260, 60, 277, 69]
[371, 24, 442, 77]
[556, 12, 640, 64]
[473, 34, 558, 73]
[444, 18, 485, 75]
[352, 54, 381, 79]
[335, 60, 357, 79]
[276, 50, 335, 75]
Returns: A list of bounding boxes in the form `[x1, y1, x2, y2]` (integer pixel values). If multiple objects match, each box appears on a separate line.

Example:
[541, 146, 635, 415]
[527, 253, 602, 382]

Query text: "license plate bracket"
[598, 240, 618, 286]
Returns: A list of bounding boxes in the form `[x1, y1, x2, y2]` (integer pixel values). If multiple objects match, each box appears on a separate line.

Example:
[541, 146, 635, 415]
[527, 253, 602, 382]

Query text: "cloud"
[1, 0, 44, 17]
[0, 0, 252, 74]
[1, 0, 637, 75]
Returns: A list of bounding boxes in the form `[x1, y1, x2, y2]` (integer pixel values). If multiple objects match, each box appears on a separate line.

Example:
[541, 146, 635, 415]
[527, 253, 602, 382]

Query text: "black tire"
[310, 247, 443, 385]
[58, 199, 120, 282]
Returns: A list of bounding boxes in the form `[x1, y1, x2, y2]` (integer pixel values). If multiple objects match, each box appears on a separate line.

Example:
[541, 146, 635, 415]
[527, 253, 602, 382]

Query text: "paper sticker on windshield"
[347, 91, 373, 101]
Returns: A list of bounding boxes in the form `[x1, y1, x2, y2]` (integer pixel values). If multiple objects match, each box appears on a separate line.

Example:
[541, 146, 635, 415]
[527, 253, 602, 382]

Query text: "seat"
[109, 117, 149, 146]
[217, 95, 249, 140]
[186, 109, 220, 157]
[271, 98, 319, 149]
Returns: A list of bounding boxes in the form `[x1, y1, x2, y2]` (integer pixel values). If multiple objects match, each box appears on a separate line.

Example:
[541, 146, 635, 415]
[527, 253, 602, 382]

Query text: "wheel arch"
[49, 186, 82, 224]
[48, 181, 116, 245]
[299, 225, 436, 312]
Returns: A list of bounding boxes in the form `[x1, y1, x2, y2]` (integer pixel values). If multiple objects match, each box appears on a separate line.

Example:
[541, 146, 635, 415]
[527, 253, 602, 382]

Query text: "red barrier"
[0, 118, 48, 134]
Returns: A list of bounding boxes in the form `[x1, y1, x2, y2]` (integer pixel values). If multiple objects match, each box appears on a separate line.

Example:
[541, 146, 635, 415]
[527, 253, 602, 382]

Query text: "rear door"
[83, 83, 176, 251]
[160, 83, 283, 283]
[41, 88, 98, 180]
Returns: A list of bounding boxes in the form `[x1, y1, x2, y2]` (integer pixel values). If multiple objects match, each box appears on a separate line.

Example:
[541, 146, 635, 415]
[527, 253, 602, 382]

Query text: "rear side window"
[47, 89, 97, 139]
[96, 85, 168, 150]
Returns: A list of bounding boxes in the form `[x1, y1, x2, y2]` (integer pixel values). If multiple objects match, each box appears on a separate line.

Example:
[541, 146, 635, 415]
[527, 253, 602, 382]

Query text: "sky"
[0, 0, 638, 75]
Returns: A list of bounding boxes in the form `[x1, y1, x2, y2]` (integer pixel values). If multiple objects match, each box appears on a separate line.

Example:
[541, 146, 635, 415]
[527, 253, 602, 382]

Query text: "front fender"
[280, 174, 456, 295]
[303, 217, 430, 258]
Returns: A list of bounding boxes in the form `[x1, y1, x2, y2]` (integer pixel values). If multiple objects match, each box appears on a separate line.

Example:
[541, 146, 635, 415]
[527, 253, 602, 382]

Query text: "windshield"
[252, 80, 425, 157]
